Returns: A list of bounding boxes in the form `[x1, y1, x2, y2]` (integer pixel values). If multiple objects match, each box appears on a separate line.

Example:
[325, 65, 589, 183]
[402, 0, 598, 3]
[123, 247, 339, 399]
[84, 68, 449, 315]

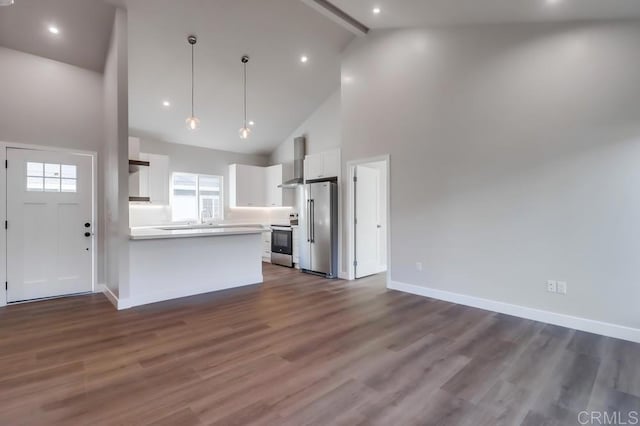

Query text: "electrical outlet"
[416, 262, 423, 271]
[556, 281, 567, 295]
[547, 280, 557, 293]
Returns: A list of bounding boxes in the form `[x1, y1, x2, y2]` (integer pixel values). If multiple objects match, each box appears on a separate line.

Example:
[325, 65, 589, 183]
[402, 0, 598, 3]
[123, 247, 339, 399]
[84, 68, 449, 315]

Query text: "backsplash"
[129, 204, 293, 228]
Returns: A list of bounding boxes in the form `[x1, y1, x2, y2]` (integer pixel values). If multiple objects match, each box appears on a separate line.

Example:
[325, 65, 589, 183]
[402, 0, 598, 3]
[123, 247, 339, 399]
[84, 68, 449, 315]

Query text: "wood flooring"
[0, 263, 639, 425]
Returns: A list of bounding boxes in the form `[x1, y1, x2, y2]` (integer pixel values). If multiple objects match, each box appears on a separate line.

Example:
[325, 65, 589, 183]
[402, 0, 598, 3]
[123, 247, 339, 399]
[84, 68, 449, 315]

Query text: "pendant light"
[185, 35, 200, 131]
[239, 55, 251, 140]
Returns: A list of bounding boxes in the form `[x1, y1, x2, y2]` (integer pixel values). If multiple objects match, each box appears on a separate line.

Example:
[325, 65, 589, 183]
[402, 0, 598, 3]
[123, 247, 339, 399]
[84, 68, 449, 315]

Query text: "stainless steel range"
[271, 225, 293, 267]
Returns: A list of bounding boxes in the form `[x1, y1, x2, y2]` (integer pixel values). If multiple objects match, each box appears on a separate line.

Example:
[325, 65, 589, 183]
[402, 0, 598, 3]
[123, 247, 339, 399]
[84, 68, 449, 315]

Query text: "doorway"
[5, 147, 94, 303]
[348, 156, 389, 280]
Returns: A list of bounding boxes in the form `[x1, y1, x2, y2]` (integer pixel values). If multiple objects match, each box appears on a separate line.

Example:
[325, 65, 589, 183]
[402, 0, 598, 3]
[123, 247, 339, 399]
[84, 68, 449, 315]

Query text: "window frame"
[25, 161, 78, 193]
[170, 172, 224, 223]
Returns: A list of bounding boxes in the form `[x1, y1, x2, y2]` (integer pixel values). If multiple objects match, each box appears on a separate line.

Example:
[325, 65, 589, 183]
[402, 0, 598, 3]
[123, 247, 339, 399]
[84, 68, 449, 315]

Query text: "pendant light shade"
[239, 127, 251, 139]
[239, 55, 251, 140]
[186, 116, 200, 130]
[186, 35, 199, 131]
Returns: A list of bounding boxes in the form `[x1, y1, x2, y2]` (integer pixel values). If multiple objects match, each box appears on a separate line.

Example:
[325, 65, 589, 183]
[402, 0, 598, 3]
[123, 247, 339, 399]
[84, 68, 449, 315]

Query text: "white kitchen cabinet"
[322, 149, 340, 179]
[305, 154, 324, 180]
[229, 164, 283, 208]
[229, 164, 265, 207]
[265, 165, 283, 207]
[262, 231, 272, 263]
[304, 148, 340, 180]
[292, 227, 299, 268]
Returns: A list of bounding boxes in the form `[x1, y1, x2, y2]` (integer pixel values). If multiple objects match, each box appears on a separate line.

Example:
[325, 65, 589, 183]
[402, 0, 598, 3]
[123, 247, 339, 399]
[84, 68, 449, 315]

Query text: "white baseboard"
[338, 271, 350, 280]
[388, 280, 640, 344]
[97, 283, 119, 309]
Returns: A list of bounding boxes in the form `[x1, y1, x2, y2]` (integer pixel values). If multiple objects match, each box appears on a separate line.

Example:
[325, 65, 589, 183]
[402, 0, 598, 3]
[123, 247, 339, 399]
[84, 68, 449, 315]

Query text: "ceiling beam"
[300, 0, 369, 36]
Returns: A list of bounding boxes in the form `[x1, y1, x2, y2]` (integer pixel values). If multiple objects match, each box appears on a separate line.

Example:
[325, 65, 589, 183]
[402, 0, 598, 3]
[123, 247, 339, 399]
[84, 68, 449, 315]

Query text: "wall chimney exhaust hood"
[279, 136, 306, 188]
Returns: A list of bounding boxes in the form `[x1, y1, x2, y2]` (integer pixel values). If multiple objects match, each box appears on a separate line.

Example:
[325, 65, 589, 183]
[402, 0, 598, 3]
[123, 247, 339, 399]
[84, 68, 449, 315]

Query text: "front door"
[6, 148, 93, 302]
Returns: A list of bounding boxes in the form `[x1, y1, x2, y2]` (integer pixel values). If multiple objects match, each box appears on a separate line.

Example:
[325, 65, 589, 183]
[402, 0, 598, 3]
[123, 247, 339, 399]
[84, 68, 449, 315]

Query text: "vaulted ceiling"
[3, 0, 640, 155]
[331, 0, 640, 28]
[124, 0, 354, 154]
[0, 0, 115, 72]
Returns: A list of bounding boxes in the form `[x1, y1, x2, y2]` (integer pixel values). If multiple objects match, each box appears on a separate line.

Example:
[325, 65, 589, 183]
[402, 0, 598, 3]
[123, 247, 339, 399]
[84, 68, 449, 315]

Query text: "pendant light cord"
[191, 42, 195, 117]
[243, 61, 247, 128]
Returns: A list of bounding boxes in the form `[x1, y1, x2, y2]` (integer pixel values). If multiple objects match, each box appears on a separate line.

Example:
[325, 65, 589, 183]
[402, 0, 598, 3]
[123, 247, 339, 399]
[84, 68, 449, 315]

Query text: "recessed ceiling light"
[0, 0, 15, 6]
[48, 25, 60, 35]
[373, 7, 381, 15]
[300, 55, 309, 64]
[162, 100, 171, 107]
[546, 0, 560, 5]
[249, 121, 255, 126]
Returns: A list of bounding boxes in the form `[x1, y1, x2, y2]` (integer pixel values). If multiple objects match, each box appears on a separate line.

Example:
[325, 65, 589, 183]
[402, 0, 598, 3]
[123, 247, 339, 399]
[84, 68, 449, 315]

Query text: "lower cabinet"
[292, 227, 299, 268]
[262, 231, 272, 263]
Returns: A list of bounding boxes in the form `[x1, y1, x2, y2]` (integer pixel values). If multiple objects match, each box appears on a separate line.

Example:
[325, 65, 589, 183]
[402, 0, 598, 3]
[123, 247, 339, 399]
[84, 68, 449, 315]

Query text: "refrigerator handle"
[311, 199, 315, 243]
[307, 199, 311, 242]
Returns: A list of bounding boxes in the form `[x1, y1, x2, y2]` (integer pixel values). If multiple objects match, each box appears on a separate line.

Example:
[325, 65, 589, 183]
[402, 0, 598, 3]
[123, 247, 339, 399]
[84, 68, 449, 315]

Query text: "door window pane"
[27, 162, 44, 177]
[45, 163, 61, 178]
[27, 176, 44, 191]
[44, 177, 60, 192]
[61, 179, 77, 193]
[61, 165, 77, 179]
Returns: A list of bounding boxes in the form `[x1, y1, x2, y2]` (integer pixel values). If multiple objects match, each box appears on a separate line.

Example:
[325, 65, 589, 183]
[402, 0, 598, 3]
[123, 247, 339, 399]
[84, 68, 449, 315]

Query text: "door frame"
[0, 141, 97, 307]
[346, 155, 391, 283]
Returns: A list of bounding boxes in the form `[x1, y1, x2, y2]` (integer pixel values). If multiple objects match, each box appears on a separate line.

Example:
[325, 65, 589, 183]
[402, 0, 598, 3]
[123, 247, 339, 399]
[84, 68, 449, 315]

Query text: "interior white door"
[355, 165, 382, 278]
[6, 148, 93, 302]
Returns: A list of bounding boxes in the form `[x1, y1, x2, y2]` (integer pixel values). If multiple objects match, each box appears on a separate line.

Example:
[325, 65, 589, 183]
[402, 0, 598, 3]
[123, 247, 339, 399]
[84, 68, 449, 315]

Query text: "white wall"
[270, 90, 341, 207]
[341, 22, 640, 331]
[130, 136, 290, 226]
[0, 46, 104, 301]
[103, 8, 129, 298]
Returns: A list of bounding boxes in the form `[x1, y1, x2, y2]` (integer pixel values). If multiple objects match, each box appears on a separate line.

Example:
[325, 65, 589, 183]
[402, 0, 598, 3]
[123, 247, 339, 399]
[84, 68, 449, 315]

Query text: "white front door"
[6, 148, 93, 302]
[355, 165, 382, 279]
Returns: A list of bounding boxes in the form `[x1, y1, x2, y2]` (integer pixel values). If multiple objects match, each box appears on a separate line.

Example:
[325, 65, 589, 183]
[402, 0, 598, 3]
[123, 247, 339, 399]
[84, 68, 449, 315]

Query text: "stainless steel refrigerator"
[299, 181, 338, 278]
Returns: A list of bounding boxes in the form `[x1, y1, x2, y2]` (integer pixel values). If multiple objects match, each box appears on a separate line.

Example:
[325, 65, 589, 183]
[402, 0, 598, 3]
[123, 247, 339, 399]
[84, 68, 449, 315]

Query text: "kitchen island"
[123, 225, 267, 309]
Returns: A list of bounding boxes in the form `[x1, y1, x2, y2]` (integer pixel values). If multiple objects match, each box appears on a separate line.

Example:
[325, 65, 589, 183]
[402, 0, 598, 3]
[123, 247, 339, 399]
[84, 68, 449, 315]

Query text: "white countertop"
[130, 225, 268, 241]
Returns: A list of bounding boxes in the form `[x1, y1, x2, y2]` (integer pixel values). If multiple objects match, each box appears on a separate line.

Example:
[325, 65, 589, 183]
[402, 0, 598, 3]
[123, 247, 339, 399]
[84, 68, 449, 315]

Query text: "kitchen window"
[171, 172, 223, 222]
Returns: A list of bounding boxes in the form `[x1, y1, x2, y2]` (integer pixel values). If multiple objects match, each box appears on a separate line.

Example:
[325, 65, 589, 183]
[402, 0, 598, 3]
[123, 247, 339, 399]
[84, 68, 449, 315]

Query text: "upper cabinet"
[265, 165, 283, 207]
[304, 148, 340, 181]
[229, 164, 283, 208]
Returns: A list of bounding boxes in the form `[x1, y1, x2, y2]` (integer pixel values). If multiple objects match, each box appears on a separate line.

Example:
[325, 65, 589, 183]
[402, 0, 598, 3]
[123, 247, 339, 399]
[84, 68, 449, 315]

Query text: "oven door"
[271, 229, 293, 255]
